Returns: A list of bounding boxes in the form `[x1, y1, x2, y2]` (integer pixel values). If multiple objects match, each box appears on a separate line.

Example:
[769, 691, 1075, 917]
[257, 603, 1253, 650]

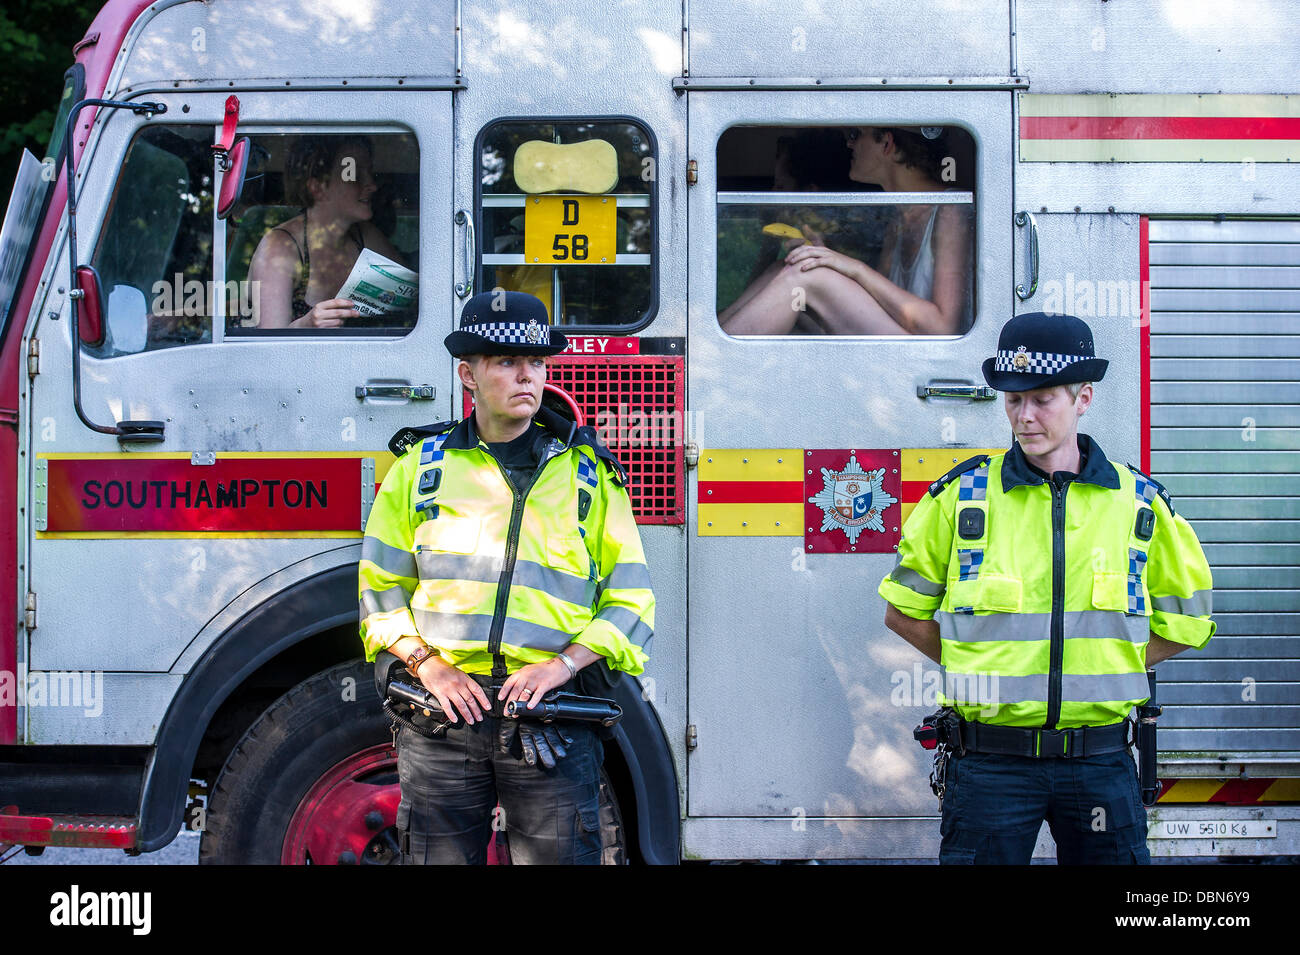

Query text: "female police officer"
[879, 311, 1215, 864]
[358, 291, 654, 864]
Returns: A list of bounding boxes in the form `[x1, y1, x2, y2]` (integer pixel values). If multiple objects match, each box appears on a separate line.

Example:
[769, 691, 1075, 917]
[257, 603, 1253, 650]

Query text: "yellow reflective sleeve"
[358, 450, 421, 662]
[878, 485, 955, 620]
[1145, 494, 1216, 650]
[573, 457, 652, 676]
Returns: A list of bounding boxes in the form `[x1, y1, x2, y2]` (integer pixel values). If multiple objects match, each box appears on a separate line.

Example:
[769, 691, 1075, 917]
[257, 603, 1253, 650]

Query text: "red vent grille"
[461, 357, 685, 524]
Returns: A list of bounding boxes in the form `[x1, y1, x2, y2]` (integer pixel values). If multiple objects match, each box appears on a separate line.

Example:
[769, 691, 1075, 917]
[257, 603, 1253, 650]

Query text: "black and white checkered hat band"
[994, 349, 1085, 375]
[464, 321, 549, 346]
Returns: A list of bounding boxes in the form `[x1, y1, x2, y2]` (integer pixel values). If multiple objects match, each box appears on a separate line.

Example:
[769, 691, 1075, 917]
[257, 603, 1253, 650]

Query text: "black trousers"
[939, 748, 1152, 865]
[394, 680, 603, 865]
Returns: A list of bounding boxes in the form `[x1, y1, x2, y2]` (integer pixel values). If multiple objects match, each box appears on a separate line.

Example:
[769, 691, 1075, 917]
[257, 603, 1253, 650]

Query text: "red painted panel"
[1021, 115, 1300, 140]
[803, 449, 901, 554]
[43, 457, 361, 533]
[698, 481, 803, 504]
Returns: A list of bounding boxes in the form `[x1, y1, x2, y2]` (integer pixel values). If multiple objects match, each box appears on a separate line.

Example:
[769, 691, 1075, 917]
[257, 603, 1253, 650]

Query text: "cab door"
[685, 90, 1013, 837]
[23, 89, 453, 742]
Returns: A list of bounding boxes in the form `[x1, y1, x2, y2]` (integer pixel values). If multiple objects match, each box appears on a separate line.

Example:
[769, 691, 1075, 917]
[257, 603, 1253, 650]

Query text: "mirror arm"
[63, 98, 168, 442]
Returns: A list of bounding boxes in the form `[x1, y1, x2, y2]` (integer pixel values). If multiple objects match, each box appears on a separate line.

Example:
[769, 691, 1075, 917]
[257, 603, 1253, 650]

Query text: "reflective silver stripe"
[942, 670, 1046, 704]
[941, 670, 1151, 705]
[601, 562, 653, 592]
[1063, 610, 1150, 645]
[416, 551, 502, 584]
[412, 609, 574, 653]
[889, 565, 945, 598]
[1061, 672, 1151, 703]
[415, 552, 595, 607]
[1151, 590, 1214, 617]
[596, 605, 654, 647]
[513, 561, 597, 608]
[939, 610, 1149, 644]
[361, 536, 417, 578]
[360, 587, 411, 618]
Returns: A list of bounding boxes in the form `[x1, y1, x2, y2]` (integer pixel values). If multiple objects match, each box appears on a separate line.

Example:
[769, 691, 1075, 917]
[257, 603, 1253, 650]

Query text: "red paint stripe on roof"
[1021, 115, 1300, 140]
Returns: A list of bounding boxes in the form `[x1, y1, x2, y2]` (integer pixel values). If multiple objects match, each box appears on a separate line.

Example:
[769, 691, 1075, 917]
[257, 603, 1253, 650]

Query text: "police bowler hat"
[981, 311, 1109, 392]
[444, 290, 568, 358]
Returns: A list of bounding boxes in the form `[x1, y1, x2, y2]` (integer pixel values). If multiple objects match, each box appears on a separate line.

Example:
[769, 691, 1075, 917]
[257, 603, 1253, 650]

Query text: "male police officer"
[879, 312, 1214, 865]
[358, 290, 654, 864]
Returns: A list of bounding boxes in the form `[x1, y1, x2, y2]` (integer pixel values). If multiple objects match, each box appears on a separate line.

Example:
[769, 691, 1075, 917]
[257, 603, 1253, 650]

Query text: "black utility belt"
[959, 719, 1130, 759]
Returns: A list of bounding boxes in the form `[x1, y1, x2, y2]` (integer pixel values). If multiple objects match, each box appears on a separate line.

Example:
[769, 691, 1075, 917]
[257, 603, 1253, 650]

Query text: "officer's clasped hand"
[414, 655, 493, 725]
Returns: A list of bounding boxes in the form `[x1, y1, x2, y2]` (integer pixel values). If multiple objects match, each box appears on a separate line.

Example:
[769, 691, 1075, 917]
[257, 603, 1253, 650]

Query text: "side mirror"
[74, 264, 105, 347]
[216, 135, 251, 220]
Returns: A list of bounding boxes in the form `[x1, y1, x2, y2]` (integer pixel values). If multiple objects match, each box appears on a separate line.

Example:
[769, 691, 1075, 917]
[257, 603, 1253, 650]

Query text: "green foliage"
[0, 0, 103, 203]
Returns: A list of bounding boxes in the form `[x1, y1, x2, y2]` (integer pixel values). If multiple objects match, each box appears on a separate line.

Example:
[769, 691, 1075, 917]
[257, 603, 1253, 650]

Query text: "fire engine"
[0, 0, 1296, 863]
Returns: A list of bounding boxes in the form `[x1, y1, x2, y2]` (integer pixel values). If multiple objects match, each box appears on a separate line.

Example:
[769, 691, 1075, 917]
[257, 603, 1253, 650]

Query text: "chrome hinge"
[686, 724, 698, 751]
[27, 338, 39, 378]
[686, 159, 698, 185]
[684, 441, 700, 469]
[24, 591, 36, 630]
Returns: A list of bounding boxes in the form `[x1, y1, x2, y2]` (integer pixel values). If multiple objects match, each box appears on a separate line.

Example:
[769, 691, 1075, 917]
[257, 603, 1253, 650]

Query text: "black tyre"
[199, 658, 627, 864]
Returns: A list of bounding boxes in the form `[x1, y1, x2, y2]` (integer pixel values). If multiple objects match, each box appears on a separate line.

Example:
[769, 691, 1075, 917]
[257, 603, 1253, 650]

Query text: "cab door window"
[88, 126, 420, 358]
[716, 125, 976, 336]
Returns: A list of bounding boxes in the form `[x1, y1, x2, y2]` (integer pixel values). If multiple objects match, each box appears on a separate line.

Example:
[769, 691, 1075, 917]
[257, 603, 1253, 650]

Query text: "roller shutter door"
[1149, 218, 1300, 761]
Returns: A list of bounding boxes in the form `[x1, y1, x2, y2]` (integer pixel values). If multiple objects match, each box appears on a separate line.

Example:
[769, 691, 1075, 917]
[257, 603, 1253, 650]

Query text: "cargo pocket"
[547, 533, 595, 583]
[1093, 570, 1144, 617]
[939, 846, 977, 865]
[573, 805, 603, 866]
[414, 515, 480, 556]
[946, 573, 1022, 613]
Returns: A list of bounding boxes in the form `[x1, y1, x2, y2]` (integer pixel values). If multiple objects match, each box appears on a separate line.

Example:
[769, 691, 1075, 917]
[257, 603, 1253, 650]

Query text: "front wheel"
[198, 659, 627, 864]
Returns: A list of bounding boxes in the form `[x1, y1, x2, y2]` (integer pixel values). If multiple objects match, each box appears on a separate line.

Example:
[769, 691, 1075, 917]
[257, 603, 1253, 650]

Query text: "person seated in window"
[718, 126, 973, 336]
[249, 135, 407, 328]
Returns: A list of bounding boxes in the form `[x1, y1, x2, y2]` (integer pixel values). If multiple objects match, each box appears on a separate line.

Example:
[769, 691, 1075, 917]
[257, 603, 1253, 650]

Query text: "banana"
[762, 222, 803, 239]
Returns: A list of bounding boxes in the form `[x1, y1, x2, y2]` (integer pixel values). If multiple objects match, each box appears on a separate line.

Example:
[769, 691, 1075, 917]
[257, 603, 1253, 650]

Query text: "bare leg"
[720, 264, 909, 335]
[718, 259, 785, 324]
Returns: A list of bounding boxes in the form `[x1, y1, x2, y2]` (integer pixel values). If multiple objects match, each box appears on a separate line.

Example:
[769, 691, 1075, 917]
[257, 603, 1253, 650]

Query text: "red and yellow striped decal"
[1020, 93, 1300, 162]
[697, 449, 803, 536]
[1157, 778, 1300, 804]
[898, 449, 1002, 527]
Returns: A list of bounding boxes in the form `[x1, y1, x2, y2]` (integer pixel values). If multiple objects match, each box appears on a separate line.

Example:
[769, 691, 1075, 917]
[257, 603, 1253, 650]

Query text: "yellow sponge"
[514, 139, 619, 194]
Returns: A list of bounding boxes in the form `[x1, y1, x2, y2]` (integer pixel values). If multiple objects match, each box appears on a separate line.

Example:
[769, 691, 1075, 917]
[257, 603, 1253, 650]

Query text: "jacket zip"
[483, 439, 562, 679]
[1045, 477, 1068, 731]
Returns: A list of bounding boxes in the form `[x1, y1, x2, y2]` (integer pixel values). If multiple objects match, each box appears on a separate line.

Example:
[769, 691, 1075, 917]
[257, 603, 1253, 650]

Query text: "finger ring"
[521, 688, 532, 696]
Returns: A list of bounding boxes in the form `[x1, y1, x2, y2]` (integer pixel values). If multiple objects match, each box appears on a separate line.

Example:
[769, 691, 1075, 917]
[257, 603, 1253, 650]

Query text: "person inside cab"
[248, 135, 408, 328]
[719, 126, 973, 336]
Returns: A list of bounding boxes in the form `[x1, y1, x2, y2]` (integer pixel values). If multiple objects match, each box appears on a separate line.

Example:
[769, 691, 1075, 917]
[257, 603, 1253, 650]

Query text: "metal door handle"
[917, 383, 997, 400]
[1015, 210, 1038, 301]
[355, 385, 436, 400]
[455, 209, 475, 298]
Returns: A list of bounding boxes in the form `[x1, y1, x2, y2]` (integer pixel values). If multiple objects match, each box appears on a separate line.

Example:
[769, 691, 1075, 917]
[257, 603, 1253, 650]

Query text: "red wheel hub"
[281, 743, 509, 864]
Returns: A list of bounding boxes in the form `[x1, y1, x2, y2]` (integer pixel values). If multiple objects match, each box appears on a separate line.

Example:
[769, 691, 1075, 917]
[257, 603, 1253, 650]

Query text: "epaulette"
[1126, 463, 1176, 515]
[388, 420, 456, 458]
[928, 454, 990, 498]
[573, 424, 629, 488]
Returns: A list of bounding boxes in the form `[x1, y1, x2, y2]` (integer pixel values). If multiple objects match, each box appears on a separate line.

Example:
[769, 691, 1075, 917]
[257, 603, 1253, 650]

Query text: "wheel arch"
[138, 565, 682, 862]
[138, 565, 357, 851]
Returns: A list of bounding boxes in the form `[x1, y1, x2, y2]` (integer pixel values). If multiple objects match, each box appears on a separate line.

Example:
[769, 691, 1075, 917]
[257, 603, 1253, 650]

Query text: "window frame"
[713, 121, 979, 341]
[473, 114, 660, 335]
[86, 121, 424, 357]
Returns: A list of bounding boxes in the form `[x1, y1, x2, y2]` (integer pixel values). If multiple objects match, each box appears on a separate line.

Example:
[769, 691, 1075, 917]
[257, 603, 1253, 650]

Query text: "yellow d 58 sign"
[524, 196, 616, 265]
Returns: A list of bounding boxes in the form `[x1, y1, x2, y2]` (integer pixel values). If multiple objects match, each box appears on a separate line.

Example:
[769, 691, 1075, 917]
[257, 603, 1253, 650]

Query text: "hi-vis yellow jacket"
[879, 435, 1214, 729]
[359, 408, 653, 676]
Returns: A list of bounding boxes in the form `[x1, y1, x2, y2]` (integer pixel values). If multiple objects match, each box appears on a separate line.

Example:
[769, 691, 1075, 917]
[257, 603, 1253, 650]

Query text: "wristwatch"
[405, 643, 439, 676]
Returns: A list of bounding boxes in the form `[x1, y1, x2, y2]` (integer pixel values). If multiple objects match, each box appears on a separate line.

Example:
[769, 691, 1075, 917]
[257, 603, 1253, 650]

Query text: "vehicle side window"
[228, 131, 419, 336]
[89, 125, 214, 357]
[477, 118, 655, 329]
[87, 127, 420, 358]
[716, 125, 976, 337]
